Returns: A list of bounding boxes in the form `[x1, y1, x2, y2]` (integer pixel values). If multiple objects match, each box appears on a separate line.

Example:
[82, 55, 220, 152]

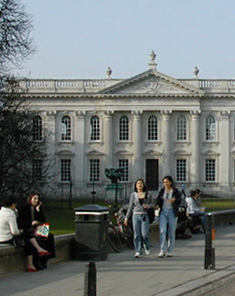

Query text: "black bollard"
[84, 261, 97, 296]
[204, 213, 215, 269]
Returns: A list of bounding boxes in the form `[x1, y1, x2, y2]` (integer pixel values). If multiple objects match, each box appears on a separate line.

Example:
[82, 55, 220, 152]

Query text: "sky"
[17, 0, 235, 80]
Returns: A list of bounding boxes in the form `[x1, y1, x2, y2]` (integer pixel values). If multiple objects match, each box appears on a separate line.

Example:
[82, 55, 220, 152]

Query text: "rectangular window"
[205, 159, 215, 182]
[61, 159, 71, 181]
[119, 116, 129, 141]
[234, 118, 235, 141]
[234, 159, 235, 181]
[176, 159, 186, 182]
[90, 159, 100, 182]
[33, 159, 42, 181]
[118, 159, 129, 182]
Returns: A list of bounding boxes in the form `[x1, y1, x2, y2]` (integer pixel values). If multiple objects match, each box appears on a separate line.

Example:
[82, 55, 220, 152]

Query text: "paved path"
[1, 225, 235, 296]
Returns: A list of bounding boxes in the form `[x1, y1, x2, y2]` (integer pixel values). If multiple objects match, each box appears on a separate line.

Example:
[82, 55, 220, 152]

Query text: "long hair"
[134, 178, 146, 192]
[27, 192, 41, 205]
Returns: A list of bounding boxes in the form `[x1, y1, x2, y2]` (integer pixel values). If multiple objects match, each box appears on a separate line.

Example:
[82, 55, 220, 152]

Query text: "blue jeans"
[132, 213, 150, 253]
[159, 208, 178, 254]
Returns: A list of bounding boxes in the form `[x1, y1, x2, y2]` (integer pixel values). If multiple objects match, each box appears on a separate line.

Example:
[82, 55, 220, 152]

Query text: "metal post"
[91, 180, 96, 204]
[84, 261, 96, 296]
[204, 213, 215, 269]
[69, 177, 72, 209]
[114, 179, 119, 211]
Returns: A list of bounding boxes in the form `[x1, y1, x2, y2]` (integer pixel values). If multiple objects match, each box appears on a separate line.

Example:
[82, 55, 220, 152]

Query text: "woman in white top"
[0, 196, 21, 244]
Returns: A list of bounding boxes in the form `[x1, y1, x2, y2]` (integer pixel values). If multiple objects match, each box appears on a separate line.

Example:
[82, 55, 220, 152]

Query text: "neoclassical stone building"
[19, 51, 235, 199]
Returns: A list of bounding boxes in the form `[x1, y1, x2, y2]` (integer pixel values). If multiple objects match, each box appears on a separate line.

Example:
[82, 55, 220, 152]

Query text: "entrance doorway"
[146, 159, 159, 191]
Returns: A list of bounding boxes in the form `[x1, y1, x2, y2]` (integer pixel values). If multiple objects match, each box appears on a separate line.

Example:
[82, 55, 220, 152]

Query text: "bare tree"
[0, 79, 54, 200]
[0, 0, 35, 74]
[0, 1, 54, 201]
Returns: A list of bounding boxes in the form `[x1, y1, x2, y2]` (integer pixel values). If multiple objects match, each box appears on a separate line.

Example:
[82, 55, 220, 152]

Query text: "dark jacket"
[156, 187, 182, 217]
[18, 204, 45, 230]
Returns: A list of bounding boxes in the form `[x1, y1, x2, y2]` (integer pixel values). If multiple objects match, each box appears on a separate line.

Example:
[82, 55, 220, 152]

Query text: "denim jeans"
[159, 208, 178, 254]
[132, 213, 150, 253]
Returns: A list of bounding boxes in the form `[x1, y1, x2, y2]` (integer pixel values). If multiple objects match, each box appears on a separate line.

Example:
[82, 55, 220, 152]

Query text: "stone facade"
[19, 52, 235, 199]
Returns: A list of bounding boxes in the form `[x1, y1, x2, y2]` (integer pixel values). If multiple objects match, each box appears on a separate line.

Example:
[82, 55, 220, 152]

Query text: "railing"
[19, 78, 122, 93]
[18, 78, 235, 93]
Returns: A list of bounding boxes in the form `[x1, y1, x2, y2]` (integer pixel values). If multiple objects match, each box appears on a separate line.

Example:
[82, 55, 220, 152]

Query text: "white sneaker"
[145, 249, 150, 255]
[134, 252, 141, 258]
[158, 251, 166, 258]
[167, 252, 173, 257]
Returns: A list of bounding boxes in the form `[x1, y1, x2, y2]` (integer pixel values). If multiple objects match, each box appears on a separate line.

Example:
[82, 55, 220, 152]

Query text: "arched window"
[206, 115, 216, 141]
[119, 115, 129, 141]
[61, 115, 71, 141]
[177, 115, 187, 141]
[90, 115, 100, 141]
[148, 115, 158, 140]
[32, 115, 42, 141]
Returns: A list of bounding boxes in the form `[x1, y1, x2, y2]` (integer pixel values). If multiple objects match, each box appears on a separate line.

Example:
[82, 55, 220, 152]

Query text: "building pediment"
[201, 150, 220, 156]
[115, 149, 133, 156]
[86, 149, 105, 156]
[143, 149, 162, 156]
[100, 69, 204, 97]
[57, 149, 75, 156]
[174, 150, 191, 156]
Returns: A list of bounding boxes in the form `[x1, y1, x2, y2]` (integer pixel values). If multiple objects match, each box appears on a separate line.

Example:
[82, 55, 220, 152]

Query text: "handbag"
[35, 223, 50, 238]
[147, 207, 155, 224]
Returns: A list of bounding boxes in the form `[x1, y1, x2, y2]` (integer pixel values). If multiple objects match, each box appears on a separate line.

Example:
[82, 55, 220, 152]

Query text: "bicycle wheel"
[122, 225, 134, 249]
[107, 224, 122, 253]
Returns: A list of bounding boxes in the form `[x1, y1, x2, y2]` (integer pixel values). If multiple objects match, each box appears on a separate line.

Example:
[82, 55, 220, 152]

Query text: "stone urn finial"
[193, 66, 199, 78]
[149, 50, 157, 70]
[150, 50, 157, 62]
[106, 66, 112, 78]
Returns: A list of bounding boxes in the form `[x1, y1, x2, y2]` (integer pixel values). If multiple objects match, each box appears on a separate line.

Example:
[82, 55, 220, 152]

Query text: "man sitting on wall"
[185, 189, 206, 232]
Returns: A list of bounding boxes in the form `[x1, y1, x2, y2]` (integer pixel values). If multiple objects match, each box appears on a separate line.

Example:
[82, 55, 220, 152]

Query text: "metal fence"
[37, 181, 235, 208]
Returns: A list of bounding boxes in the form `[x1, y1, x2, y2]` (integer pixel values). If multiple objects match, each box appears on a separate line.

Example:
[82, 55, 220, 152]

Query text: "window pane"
[33, 116, 42, 141]
[206, 116, 216, 141]
[90, 159, 100, 182]
[118, 159, 129, 182]
[119, 116, 129, 140]
[176, 159, 186, 182]
[61, 159, 71, 181]
[61, 116, 71, 141]
[177, 115, 187, 141]
[148, 115, 158, 140]
[90, 116, 100, 141]
[33, 159, 42, 181]
[234, 159, 235, 181]
[205, 159, 215, 182]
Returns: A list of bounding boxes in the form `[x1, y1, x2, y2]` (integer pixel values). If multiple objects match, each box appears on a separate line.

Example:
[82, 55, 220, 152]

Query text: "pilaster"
[131, 111, 143, 180]
[161, 110, 172, 177]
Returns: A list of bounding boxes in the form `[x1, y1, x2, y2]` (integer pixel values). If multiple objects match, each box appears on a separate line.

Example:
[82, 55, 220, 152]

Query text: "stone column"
[190, 110, 201, 186]
[219, 111, 230, 185]
[161, 110, 172, 177]
[45, 110, 57, 182]
[104, 110, 114, 169]
[75, 111, 86, 183]
[131, 111, 143, 181]
[46, 110, 57, 157]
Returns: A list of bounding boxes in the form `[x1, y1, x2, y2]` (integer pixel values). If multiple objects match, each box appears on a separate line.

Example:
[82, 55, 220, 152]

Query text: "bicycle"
[107, 205, 134, 253]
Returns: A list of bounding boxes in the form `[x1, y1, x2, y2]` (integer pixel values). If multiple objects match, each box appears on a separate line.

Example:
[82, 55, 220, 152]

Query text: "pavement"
[1, 225, 235, 296]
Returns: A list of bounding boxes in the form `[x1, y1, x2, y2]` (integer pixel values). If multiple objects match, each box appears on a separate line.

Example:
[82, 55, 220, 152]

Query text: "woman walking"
[156, 176, 181, 257]
[124, 179, 153, 258]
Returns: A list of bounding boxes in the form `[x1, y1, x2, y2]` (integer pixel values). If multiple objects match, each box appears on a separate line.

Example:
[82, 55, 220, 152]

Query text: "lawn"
[44, 198, 235, 235]
[44, 198, 112, 235]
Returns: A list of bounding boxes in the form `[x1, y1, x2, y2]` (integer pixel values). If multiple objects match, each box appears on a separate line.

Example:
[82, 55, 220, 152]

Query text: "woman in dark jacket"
[156, 176, 181, 258]
[18, 193, 55, 272]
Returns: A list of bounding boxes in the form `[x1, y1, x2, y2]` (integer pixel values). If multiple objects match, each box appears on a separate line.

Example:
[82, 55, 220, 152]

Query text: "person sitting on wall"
[185, 189, 206, 232]
[0, 196, 22, 246]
